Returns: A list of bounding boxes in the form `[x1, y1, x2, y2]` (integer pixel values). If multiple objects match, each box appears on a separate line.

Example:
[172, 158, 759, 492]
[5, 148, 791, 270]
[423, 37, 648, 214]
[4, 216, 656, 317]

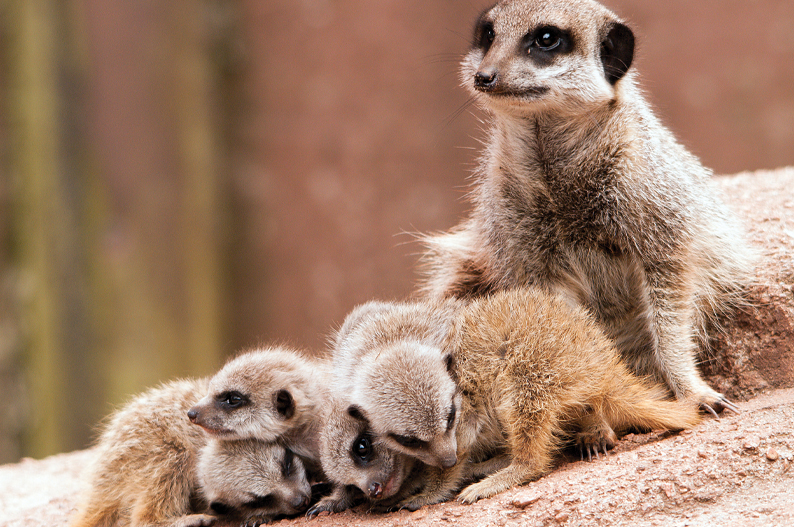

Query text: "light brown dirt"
[1, 168, 792, 527]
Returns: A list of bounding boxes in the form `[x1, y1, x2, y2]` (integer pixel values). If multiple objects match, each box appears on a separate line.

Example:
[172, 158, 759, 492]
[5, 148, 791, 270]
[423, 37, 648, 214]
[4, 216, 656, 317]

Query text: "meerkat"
[449, 287, 702, 502]
[307, 397, 465, 517]
[418, 0, 753, 414]
[331, 299, 464, 470]
[317, 289, 701, 507]
[69, 378, 311, 527]
[198, 438, 311, 526]
[188, 346, 330, 469]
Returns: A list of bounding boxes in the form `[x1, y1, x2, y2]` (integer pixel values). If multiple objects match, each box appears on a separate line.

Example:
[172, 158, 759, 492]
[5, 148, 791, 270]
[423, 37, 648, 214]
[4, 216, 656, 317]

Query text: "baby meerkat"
[419, 0, 753, 413]
[199, 439, 311, 526]
[188, 346, 330, 466]
[69, 378, 311, 527]
[331, 299, 463, 470]
[451, 288, 702, 502]
[319, 289, 700, 506]
[308, 397, 464, 517]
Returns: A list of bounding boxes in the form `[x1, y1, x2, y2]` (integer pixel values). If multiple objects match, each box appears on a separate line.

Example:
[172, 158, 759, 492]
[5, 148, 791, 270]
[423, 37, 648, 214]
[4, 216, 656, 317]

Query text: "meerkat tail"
[603, 368, 702, 433]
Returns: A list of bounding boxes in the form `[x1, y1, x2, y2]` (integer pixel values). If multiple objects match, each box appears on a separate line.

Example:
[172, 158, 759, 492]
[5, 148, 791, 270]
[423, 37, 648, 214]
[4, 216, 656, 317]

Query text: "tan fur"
[419, 0, 754, 411]
[69, 379, 311, 527]
[331, 299, 464, 469]
[308, 397, 464, 516]
[450, 288, 701, 502]
[315, 289, 700, 508]
[198, 439, 311, 525]
[188, 346, 330, 466]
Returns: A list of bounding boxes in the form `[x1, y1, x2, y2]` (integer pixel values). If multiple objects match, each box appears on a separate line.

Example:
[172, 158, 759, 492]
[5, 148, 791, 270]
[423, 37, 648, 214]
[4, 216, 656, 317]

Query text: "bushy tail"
[603, 369, 702, 433]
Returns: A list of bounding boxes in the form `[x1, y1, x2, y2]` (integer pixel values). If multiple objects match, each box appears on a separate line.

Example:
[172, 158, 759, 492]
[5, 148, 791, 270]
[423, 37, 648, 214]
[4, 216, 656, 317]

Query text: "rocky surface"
[1, 167, 792, 527]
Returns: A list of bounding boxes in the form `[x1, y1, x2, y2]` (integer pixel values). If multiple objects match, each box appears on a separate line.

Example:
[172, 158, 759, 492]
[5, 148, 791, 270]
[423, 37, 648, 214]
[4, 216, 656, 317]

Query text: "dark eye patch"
[475, 19, 496, 52]
[281, 449, 294, 477]
[216, 391, 249, 410]
[351, 433, 374, 466]
[244, 494, 276, 510]
[523, 25, 572, 64]
[390, 434, 428, 450]
[446, 405, 457, 431]
[209, 501, 235, 515]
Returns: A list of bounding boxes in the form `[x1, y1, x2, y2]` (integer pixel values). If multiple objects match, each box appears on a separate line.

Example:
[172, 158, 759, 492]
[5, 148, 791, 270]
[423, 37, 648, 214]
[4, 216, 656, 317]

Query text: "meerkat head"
[188, 347, 317, 441]
[350, 342, 461, 469]
[199, 439, 311, 522]
[461, 0, 634, 116]
[320, 399, 416, 502]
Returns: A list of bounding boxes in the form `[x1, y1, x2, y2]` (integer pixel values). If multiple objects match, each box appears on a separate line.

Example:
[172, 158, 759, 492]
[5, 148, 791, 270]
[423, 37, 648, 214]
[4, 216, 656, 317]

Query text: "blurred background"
[0, 0, 792, 463]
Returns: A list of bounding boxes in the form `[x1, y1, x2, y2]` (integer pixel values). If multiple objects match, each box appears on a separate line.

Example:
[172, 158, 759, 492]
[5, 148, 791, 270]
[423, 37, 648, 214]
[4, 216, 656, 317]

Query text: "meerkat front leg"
[457, 411, 558, 503]
[648, 275, 737, 415]
[305, 484, 362, 518]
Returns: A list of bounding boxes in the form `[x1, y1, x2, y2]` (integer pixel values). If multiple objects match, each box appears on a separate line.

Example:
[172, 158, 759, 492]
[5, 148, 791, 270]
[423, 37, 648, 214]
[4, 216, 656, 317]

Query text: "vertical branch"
[171, 0, 227, 376]
[6, 0, 67, 458]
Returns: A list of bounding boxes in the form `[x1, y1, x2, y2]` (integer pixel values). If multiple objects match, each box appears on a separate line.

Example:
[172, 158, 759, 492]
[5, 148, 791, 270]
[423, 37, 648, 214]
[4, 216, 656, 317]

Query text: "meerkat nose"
[293, 493, 310, 510]
[368, 482, 383, 499]
[474, 68, 498, 90]
[440, 452, 458, 469]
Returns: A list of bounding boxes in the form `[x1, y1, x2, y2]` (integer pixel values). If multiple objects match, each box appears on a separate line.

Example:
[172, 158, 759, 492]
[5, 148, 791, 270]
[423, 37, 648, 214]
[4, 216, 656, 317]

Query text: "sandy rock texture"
[1, 167, 793, 527]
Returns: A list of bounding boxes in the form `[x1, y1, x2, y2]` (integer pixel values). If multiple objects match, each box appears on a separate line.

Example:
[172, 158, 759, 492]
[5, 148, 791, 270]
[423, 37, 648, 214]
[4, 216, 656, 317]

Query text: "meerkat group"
[71, 0, 752, 524]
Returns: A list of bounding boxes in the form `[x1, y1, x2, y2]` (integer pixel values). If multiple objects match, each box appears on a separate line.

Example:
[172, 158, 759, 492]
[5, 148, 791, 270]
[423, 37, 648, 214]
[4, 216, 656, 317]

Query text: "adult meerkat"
[69, 378, 311, 527]
[188, 346, 330, 468]
[317, 289, 700, 507]
[419, 0, 753, 413]
[331, 299, 464, 469]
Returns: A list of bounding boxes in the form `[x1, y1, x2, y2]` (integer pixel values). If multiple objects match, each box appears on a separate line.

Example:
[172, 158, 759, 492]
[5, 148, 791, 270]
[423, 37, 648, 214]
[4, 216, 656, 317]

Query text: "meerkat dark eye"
[475, 20, 496, 52]
[530, 26, 569, 53]
[352, 434, 373, 464]
[217, 391, 248, 410]
[390, 434, 428, 450]
[281, 449, 294, 477]
[446, 405, 456, 431]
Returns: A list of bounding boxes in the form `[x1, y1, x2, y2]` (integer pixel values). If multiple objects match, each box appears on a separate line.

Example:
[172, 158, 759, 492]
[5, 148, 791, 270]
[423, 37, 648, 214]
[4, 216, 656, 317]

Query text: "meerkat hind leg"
[573, 409, 618, 462]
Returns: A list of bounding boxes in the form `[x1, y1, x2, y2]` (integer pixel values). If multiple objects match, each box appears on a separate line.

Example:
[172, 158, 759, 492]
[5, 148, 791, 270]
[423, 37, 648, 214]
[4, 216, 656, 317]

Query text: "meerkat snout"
[474, 68, 498, 91]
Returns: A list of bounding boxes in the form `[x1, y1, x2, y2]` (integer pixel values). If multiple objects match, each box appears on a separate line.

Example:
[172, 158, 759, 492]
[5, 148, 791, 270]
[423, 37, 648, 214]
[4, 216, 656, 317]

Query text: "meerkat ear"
[274, 389, 294, 419]
[600, 22, 634, 85]
[444, 353, 458, 383]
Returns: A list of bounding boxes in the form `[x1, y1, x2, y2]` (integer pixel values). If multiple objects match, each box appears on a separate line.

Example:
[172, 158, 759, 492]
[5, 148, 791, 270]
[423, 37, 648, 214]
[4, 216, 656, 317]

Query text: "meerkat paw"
[692, 387, 740, 417]
[241, 515, 272, 527]
[167, 514, 216, 527]
[457, 479, 508, 504]
[575, 423, 617, 462]
[305, 498, 340, 519]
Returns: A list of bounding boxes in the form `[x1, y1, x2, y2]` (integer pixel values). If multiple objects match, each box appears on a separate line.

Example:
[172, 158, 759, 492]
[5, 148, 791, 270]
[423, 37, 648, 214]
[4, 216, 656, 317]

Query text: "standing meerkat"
[69, 378, 311, 527]
[314, 289, 700, 508]
[188, 346, 330, 469]
[331, 299, 464, 470]
[419, 0, 753, 413]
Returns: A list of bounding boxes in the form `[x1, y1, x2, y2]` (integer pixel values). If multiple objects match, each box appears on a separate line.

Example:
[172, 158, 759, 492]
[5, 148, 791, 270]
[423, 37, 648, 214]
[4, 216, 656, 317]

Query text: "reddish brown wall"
[233, 0, 794, 351]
